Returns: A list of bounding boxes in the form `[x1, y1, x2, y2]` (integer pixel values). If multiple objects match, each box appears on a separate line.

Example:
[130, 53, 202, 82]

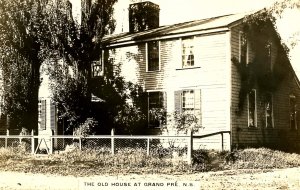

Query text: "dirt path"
[1, 167, 300, 190]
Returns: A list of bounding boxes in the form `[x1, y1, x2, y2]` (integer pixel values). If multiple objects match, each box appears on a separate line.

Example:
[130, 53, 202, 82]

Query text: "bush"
[73, 118, 98, 137]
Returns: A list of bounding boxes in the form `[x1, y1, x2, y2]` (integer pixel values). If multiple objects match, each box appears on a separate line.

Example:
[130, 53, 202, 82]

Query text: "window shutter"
[40, 100, 46, 130]
[194, 89, 202, 126]
[162, 92, 167, 109]
[50, 103, 56, 131]
[174, 90, 182, 113]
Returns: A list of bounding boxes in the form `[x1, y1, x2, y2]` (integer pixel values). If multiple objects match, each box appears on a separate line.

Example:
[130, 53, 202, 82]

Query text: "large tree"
[0, 0, 55, 134]
[46, 0, 147, 134]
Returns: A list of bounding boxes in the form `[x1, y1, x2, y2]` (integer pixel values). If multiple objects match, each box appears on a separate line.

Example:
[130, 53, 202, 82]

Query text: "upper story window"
[182, 37, 194, 68]
[266, 42, 272, 72]
[92, 60, 103, 77]
[147, 41, 160, 71]
[265, 92, 273, 128]
[92, 51, 104, 77]
[248, 89, 257, 127]
[239, 31, 248, 64]
[290, 95, 297, 130]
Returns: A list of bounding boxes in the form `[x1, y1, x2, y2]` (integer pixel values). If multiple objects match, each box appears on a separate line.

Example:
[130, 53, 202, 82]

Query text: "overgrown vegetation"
[1, 147, 300, 176]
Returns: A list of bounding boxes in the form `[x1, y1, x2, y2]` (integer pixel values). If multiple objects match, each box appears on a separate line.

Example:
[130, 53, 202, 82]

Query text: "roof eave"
[103, 26, 230, 48]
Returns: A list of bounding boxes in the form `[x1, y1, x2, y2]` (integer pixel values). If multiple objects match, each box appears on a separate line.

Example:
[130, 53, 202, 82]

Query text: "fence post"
[50, 137, 53, 154]
[187, 129, 193, 165]
[147, 138, 150, 156]
[221, 133, 224, 151]
[111, 128, 115, 155]
[31, 130, 34, 154]
[79, 137, 82, 151]
[5, 129, 9, 149]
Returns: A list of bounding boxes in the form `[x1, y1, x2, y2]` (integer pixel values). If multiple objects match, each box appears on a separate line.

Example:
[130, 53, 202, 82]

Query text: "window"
[148, 92, 165, 128]
[174, 89, 202, 125]
[290, 95, 297, 130]
[266, 42, 272, 72]
[147, 41, 159, 71]
[248, 89, 257, 127]
[239, 32, 248, 64]
[38, 99, 46, 130]
[182, 90, 195, 114]
[182, 37, 194, 68]
[265, 93, 273, 128]
[92, 60, 103, 77]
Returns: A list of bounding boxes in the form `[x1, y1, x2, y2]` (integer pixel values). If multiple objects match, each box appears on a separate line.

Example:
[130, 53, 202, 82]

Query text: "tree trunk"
[26, 62, 41, 135]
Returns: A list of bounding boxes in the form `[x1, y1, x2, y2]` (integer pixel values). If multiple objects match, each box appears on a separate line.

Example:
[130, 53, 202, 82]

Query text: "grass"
[1, 147, 300, 176]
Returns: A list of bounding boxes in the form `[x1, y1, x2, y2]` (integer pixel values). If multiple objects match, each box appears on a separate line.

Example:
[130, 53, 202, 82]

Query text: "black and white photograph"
[0, 0, 300, 189]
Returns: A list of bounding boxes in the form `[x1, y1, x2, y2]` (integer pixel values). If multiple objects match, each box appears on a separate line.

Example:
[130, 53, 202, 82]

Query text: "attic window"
[239, 31, 248, 64]
[147, 41, 160, 71]
[182, 37, 194, 68]
[266, 42, 272, 72]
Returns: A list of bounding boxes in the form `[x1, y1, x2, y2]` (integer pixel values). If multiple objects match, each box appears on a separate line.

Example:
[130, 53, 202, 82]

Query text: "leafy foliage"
[149, 108, 202, 134]
[0, 0, 57, 132]
[73, 118, 98, 137]
[233, 14, 290, 113]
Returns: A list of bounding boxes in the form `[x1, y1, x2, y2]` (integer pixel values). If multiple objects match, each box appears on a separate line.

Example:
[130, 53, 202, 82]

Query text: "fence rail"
[0, 130, 231, 164]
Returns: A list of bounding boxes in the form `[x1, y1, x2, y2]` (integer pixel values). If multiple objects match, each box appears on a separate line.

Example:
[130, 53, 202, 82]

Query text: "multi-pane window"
[182, 90, 195, 114]
[182, 37, 194, 67]
[148, 92, 165, 128]
[92, 60, 103, 77]
[147, 41, 159, 71]
[174, 89, 202, 127]
[290, 95, 297, 130]
[248, 89, 257, 127]
[239, 32, 247, 64]
[265, 93, 273, 128]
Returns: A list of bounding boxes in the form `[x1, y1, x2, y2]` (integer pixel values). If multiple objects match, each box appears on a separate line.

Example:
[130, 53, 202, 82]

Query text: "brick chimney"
[129, 1, 160, 33]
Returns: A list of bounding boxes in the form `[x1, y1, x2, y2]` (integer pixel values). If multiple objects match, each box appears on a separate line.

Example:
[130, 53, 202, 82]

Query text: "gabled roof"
[102, 12, 250, 46]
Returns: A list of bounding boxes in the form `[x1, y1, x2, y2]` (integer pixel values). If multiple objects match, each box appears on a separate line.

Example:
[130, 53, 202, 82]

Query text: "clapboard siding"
[230, 24, 300, 150]
[106, 32, 231, 150]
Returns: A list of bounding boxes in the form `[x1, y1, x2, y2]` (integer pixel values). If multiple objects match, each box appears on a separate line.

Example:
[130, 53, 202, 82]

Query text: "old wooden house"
[99, 1, 300, 151]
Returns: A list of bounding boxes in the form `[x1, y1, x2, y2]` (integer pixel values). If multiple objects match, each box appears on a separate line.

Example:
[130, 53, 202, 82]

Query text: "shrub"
[73, 118, 98, 137]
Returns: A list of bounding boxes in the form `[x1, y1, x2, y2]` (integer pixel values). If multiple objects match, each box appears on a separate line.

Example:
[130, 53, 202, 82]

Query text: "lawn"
[1, 146, 300, 177]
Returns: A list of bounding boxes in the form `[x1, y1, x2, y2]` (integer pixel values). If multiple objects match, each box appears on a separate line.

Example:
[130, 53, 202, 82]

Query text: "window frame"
[239, 31, 248, 65]
[181, 89, 195, 114]
[148, 91, 165, 128]
[146, 41, 160, 72]
[266, 42, 272, 73]
[265, 92, 274, 128]
[290, 95, 297, 130]
[248, 89, 257, 128]
[91, 51, 104, 77]
[181, 37, 195, 68]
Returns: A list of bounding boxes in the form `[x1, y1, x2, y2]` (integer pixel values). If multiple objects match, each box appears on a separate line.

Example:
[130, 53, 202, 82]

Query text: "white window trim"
[181, 36, 196, 69]
[248, 89, 257, 128]
[181, 89, 195, 114]
[239, 31, 249, 64]
[146, 41, 161, 72]
[290, 95, 297, 130]
[265, 92, 274, 128]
